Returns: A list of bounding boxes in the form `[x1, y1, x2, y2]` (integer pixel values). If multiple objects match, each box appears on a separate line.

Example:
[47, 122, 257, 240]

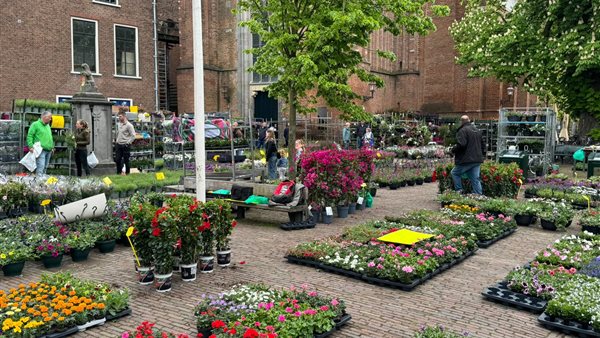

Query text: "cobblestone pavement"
[0, 183, 575, 337]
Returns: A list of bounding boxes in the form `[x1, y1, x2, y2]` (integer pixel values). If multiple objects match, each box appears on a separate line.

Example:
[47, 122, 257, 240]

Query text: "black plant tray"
[319, 264, 364, 279]
[280, 220, 317, 231]
[314, 313, 352, 338]
[106, 307, 132, 321]
[538, 312, 600, 337]
[482, 281, 547, 313]
[477, 228, 516, 248]
[285, 256, 321, 269]
[41, 326, 79, 338]
[288, 250, 476, 291]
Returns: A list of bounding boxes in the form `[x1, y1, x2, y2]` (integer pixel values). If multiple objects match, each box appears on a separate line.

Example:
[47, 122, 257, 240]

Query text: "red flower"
[190, 203, 198, 212]
[243, 329, 259, 338]
[228, 329, 237, 334]
[232, 220, 238, 228]
[239, 261, 246, 265]
[152, 228, 161, 237]
[211, 320, 226, 329]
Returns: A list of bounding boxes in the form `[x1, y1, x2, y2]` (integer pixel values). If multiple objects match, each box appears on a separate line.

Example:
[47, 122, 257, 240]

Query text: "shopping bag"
[573, 148, 585, 162]
[87, 151, 99, 168]
[32, 142, 43, 158]
[19, 152, 37, 172]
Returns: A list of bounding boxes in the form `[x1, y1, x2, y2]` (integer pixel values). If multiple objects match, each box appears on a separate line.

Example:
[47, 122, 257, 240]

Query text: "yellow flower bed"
[445, 204, 479, 213]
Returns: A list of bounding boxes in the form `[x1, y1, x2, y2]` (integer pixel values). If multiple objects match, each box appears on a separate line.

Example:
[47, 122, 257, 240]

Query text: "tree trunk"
[288, 89, 297, 179]
[577, 112, 598, 145]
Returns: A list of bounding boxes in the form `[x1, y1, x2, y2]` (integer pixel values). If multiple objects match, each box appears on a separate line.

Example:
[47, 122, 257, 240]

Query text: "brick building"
[1, 0, 536, 121]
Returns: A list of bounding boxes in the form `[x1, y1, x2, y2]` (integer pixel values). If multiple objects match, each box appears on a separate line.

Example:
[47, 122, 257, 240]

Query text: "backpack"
[271, 180, 295, 204]
[231, 184, 253, 201]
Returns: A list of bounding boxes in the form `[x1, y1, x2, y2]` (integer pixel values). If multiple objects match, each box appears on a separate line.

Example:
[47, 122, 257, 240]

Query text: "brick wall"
[0, 0, 167, 111]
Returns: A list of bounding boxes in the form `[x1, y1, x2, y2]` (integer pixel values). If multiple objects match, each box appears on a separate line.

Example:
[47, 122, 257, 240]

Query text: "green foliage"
[15, 99, 71, 111]
[451, 1, 600, 117]
[414, 325, 471, 338]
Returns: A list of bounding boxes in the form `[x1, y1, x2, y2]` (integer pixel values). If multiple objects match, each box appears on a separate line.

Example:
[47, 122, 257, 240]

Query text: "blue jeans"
[36, 150, 52, 176]
[451, 162, 483, 195]
[268, 155, 278, 179]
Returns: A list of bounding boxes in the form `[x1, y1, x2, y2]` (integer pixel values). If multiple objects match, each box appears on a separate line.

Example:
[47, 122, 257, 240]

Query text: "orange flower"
[68, 291, 76, 296]
[61, 309, 72, 316]
[86, 305, 93, 311]
[43, 316, 52, 322]
[57, 316, 65, 321]
[97, 303, 105, 310]
[52, 312, 59, 318]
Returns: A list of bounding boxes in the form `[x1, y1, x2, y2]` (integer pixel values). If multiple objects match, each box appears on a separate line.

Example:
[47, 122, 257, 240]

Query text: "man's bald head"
[461, 115, 470, 125]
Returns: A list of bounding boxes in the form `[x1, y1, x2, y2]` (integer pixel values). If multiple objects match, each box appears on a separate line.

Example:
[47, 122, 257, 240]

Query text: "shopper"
[27, 111, 54, 175]
[356, 121, 367, 149]
[451, 115, 485, 195]
[115, 111, 136, 175]
[265, 130, 278, 179]
[257, 122, 268, 149]
[363, 127, 374, 148]
[342, 122, 351, 149]
[74, 120, 91, 177]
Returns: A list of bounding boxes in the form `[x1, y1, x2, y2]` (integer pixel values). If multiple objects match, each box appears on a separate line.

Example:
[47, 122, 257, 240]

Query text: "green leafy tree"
[451, 1, 600, 133]
[237, 0, 450, 175]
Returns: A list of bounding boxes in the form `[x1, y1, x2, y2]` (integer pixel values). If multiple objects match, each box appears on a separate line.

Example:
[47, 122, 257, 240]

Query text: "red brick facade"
[2, 0, 535, 120]
[0, 0, 160, 112]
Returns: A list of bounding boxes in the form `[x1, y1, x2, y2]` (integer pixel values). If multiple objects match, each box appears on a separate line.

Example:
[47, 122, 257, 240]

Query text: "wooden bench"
[229, 201, 308, 222]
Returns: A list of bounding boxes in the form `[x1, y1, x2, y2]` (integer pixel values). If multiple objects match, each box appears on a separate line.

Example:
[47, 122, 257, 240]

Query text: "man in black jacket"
[451, 115, 486, 194]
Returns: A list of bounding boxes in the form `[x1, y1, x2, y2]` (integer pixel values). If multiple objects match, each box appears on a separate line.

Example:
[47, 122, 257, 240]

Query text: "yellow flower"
[361, 183, 367, 188]
[0, 254, 6, 259]
[8, 251, 13, 256]
[40, 199, 51, 206]
[213, 155, 220, 161]
[13, 326, 22, 333]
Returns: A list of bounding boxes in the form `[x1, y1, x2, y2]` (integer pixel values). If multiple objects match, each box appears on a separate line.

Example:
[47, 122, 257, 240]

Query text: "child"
[276, 149, 289, 179]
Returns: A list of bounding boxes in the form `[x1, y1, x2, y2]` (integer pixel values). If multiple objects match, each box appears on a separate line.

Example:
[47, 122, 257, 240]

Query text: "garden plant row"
[286, 205, 518, 291]
[0, 272, 131, 337]
[481, 231, 600, 337]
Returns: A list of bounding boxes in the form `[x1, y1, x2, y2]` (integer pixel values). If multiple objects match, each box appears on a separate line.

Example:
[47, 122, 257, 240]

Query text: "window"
[251, 33, 277, 84]
[114, 25, 139, 77]
[71, 18, 98, 73]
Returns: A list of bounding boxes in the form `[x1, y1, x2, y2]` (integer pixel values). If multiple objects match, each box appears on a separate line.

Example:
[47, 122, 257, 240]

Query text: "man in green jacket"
[27, 111, 54, 175]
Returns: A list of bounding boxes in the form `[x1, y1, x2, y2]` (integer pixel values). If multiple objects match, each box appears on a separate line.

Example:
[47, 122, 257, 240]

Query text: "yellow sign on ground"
[377, 229, 434, 245]
[103, 177, 113, 186]
[155, 172, 165, 180]
[51, 115, 65, 129]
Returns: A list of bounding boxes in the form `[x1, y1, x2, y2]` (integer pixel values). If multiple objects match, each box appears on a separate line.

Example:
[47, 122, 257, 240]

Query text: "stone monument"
[67, 63, 115, 175]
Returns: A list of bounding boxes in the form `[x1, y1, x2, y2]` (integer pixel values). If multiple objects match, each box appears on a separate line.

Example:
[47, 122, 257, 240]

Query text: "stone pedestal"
[68, 92, 115, 175]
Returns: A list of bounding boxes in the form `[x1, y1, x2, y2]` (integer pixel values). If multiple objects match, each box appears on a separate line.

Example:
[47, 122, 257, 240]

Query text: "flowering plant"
[579, 209, 600, 228]
[414, 324, 471, 338]
[36, 236, 67, 257]
[506, 263, 577, 300]
[436, 162, 524, 198]
[537, 200, 574, 230]
[121, 322, 191, 338]
[64, 230, 99, 250]
[0, 181, 29, 211]
[0, 239, 32, 265]
[545, 275, 600, 331]
[128, 201, 160, 267]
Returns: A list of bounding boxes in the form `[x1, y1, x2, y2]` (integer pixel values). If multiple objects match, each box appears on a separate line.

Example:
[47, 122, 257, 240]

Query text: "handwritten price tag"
[155, 172, 165, 180]
[103, 177, 113, 186]
[325, 207, 333, 216]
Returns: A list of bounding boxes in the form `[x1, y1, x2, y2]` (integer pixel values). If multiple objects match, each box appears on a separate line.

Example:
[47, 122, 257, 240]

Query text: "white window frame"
[108, 98, 133, 106]
[92, 0, 121, 7]
[113, 24, 141, 79]
[56, 95, 73, 103]
[71, 17, 101, 75]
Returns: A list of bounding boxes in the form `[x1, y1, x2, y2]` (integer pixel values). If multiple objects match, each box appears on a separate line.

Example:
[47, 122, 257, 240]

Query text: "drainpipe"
[152, 0, 159, 166]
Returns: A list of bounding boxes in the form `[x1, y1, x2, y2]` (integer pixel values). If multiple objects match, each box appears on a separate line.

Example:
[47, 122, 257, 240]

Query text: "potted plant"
[36, 236, 67, 268]
[65, 230, 99, 262]
[505, 111, 524, 122]
[149, 205, 179, 292]
[90, 221, 122, 253]
[104, 287, 132, 321]
[508, 201, 540, 226]
[578, 209, 600, 235]
[129, 201, 160, 285]
[169, 195, 202, 281]
[0, 239, 32, 276]
[212, 199, 235, 267]
[0, 181, 29, 217]
[538, 201, 574, 231]
[198, 203, 217, 273]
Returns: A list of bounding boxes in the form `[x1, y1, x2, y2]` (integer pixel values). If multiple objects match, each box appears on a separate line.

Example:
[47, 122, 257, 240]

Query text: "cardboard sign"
[357, 197, 364, 205]
[325, 207, 333, 216]
[54, 193, 107, 224]
[155, 172, 165, 180]
[377, 229, 434, 245]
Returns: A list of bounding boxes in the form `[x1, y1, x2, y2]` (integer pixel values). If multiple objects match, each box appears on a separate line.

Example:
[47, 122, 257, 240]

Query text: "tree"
[237, 0, 449, 176]
[451, 0, 600, 135]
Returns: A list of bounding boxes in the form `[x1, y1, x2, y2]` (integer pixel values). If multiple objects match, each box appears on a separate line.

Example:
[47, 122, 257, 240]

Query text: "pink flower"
[331, 299, 339, 306]
[278, 315, 286, 322]
[402, 266, 414, 273]
[320, 305, 329, 311]
[543, 251, 551, 257]
[294, 311, 302, 317]
[285, 307, 293, 313]
[376, 264, 384, 270]
[121, 333, 130, 338]
[255, 322, 261, 327]
[308, 291, 317, 297]
[367, 261, 375, 267]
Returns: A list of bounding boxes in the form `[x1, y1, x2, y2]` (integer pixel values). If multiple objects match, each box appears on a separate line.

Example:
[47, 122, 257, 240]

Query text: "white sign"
[54, 193, 107, 223]
[325, 207, 333, 216]
[357, 197, 364, 205]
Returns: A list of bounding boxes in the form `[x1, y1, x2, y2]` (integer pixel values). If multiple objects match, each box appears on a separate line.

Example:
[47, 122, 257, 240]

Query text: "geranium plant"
[121, 322, 192, 338]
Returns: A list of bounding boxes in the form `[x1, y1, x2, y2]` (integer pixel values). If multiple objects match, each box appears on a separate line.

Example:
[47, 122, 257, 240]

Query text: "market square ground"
[0, 183, 576, 337]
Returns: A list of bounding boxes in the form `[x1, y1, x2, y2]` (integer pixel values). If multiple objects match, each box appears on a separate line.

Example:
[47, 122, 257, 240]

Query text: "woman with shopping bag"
[75, 120, 91, 176]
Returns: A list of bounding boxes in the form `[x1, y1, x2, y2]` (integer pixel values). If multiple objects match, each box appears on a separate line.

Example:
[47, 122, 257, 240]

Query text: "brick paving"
[0, 183, 576, 338]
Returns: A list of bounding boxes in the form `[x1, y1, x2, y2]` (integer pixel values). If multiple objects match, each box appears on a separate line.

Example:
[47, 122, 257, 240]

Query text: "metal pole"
[152, 0, 159, 113]
[192, 0, 206, 201]
[229, 112, 236, 181]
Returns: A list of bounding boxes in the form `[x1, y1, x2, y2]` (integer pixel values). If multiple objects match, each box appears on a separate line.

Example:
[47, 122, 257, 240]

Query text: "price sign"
[155, 172, 165, 180]
[103, 177, 113, 186]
